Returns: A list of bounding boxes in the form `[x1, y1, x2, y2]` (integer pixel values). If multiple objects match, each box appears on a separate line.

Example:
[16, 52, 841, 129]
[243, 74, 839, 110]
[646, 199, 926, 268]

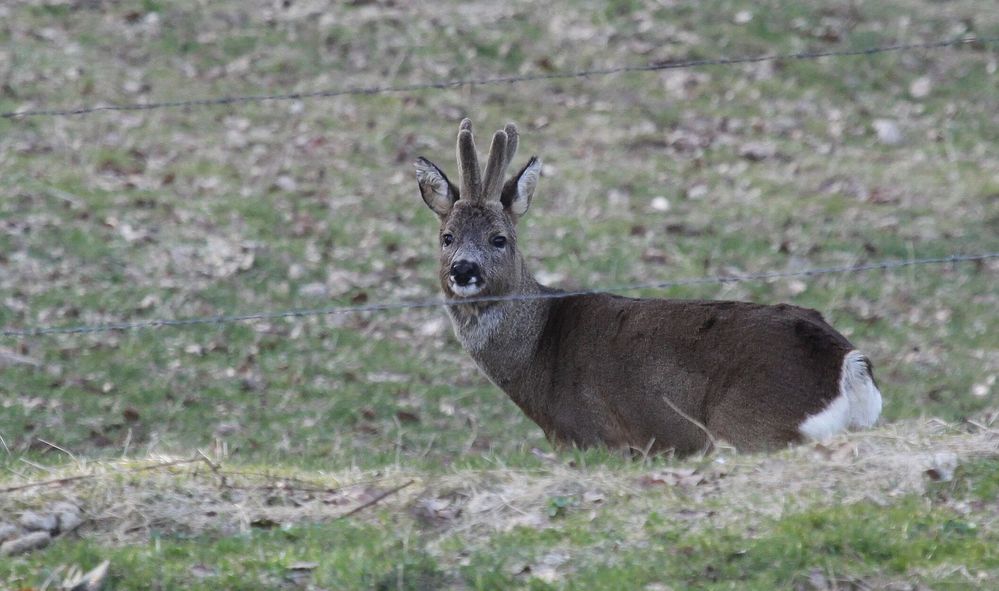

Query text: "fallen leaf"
[395, 410, 421, 424]
[287, 562, 318, 571]
[250, 518, 280, 529]
[640, 468, 705, 487]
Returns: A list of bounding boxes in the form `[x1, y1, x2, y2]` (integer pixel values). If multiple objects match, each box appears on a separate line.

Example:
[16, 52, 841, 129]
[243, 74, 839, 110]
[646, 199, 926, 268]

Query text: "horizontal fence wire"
[2, 35, 994, 120]
[3, 252, 995, 337]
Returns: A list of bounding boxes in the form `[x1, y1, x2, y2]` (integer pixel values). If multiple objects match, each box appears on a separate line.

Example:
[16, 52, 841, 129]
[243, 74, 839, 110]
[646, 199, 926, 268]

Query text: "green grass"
[1, 0, 998, 587]
[4, 490, 995, 589]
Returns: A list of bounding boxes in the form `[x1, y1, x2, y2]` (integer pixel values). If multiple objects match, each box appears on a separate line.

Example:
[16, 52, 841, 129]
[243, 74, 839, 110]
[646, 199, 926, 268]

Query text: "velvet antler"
[456, 118, 481, 201]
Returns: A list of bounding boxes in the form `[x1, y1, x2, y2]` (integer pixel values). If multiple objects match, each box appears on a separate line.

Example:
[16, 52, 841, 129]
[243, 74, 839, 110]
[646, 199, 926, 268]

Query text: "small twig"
[121, 428, 132, 459]
[219, 482, 343, 495]
[964, 419, 999, 437]
[661, 396, 719, 450]
[196, 448, 222, 472]
[217, 468, 344, 489]
[197, 448, 226, 488]
[337, 480, 414, 520]
[497, 494, 530, 517]
[19, 457, 55, 473]
[419, 433, 439, 460]
[0, 457, 203, 493]
[0, 347, 43, 367]
[36, 438, 78, 461]
[461, 416, 480, 454]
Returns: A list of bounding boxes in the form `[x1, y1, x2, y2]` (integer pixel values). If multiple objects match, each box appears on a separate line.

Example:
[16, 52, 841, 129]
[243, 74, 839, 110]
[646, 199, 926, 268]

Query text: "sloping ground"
[2, 417, 997, 588]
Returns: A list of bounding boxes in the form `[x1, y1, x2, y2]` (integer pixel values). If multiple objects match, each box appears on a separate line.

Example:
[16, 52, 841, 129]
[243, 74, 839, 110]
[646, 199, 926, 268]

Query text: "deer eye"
[491, 235, 507, 248]
[441, 233, 454, 247]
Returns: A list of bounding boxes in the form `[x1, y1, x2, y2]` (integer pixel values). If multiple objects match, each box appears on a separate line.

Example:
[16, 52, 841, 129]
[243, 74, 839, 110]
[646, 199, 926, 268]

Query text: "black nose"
[450, 260, 481, 286]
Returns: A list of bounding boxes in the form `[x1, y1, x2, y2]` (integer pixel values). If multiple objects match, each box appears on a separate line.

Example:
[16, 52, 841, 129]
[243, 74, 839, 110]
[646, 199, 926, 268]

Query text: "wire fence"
[2, 34, 997, 338]
[2, 35, 994, 120]
[3, 252, 995, 338]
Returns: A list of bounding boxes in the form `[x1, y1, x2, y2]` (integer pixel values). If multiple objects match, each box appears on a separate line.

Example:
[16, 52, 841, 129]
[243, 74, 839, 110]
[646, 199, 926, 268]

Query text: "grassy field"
[1, 0, 998, 588]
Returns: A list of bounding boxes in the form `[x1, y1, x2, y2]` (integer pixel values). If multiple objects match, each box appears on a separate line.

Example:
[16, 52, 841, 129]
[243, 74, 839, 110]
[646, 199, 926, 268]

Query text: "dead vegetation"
[2, 417, 995, 554]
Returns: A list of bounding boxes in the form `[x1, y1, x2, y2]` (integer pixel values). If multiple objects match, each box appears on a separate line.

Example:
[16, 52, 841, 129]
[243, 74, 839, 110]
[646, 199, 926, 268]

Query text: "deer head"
[414, 119, 543, 299]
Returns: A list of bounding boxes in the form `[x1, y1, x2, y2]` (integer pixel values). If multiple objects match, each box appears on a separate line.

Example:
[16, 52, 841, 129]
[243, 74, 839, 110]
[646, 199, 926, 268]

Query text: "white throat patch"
[447, 305, 503, 353]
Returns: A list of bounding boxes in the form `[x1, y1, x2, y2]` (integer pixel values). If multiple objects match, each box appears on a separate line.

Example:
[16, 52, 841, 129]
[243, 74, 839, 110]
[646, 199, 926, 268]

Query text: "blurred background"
[1, 0, 997, 587]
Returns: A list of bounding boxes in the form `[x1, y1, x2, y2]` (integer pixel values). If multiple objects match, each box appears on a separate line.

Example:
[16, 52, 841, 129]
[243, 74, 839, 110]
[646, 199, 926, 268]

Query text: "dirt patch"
[2, 417, 996, 553]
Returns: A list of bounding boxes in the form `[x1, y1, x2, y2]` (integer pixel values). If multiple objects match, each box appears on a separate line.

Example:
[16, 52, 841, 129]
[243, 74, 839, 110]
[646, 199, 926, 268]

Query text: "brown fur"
[415, 120, 877, 455]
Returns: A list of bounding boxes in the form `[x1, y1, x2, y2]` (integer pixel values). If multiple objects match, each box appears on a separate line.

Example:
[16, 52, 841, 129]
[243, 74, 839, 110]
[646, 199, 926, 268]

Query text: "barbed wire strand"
[2, 36, 993, 120]
[3, 252, 995, 337]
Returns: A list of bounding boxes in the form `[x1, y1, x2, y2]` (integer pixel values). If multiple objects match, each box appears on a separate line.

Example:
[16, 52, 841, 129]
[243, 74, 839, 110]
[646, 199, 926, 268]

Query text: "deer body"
[416, 119, 882, 454]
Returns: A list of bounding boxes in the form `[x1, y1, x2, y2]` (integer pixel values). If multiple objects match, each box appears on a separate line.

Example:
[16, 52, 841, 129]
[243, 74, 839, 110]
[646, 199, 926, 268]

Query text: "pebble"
[739, 141, 776, 161]
[0, 531, 51, 556]
[20, 510, 58, 533]
[58, 511, 84, 534]
[909, 76, 932, 99]
[872, 119, 903, 145]
[0, 522, 18, 542]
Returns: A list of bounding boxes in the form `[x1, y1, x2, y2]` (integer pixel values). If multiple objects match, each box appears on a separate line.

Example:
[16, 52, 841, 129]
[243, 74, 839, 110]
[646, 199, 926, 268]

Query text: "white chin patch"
[450, 280, 484, 297]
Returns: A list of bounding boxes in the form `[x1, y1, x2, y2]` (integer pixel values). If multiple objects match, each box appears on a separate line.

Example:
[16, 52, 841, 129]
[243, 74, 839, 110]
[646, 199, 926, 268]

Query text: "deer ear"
[415, 157, 459, 217]
[500, 156, 541, 218]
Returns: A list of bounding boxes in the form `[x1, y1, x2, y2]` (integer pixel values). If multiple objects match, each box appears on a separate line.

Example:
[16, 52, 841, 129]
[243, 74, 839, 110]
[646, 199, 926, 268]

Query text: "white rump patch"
[799, 350, 883, 441]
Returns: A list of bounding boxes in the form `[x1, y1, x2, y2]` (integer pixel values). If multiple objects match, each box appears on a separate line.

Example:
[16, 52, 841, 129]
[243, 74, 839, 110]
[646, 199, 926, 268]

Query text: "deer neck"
[446, 264, 551, 389]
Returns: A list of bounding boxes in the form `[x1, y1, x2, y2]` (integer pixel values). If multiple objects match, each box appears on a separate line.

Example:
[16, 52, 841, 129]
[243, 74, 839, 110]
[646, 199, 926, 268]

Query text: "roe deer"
[414, 119, 882, 455]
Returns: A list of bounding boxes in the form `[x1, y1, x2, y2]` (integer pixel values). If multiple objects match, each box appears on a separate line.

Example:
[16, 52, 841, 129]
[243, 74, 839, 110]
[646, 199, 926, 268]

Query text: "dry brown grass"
[3, 415, 995, 549]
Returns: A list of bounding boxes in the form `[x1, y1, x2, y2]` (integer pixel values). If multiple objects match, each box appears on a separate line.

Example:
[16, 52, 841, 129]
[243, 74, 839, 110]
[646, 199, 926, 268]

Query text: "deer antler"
[503, 122, 519, 166]
[482, 122, 520, 203]
[456, 120, 521, 204]
[481, 130, 508, 202]
[456, 118, 482, 201]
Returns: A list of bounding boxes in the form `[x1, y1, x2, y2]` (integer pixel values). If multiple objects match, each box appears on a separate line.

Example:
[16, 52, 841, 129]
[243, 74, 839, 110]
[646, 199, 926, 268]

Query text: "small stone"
[214, 422, 241, 437]
[787, 279, 807, 296]
[734, 10, 753, 24]
[686, 183, 709, 200]
[909, 76, 932, 99]
[971, 375, 994, 398]
[51, 501, 81, 514]
[0, 523, 18, 542]
[806, 568, 829, 590]
[20, 510, 58, 533]
[739, 141, 776, 161]
[872, 119, 903, 145]
[275, 175, 297, 192]
[0, 531, 51, 556]
[299, 282, 329, 298]
[650, 196, 671, 212]
[58, 511, 84, 534]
